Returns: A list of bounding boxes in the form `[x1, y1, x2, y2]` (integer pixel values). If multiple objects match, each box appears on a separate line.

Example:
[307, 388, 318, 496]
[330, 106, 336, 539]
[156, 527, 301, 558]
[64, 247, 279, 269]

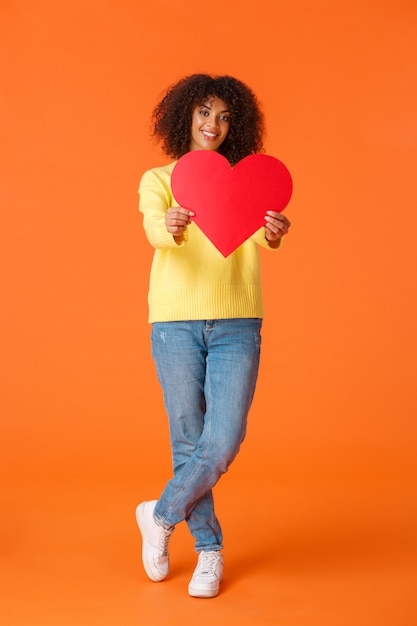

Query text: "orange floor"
[2, 448, 416, 626]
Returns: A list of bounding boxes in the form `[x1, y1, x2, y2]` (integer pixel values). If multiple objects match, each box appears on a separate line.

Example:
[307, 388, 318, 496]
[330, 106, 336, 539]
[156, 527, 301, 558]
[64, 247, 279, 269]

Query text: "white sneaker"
[136, 500, 174, 582]
[188, 551, 224, 598]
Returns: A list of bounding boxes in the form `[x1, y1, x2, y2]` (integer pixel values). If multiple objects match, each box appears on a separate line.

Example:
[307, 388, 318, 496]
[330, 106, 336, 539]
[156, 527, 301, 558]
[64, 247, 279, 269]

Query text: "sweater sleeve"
[139, 167, 187, 249]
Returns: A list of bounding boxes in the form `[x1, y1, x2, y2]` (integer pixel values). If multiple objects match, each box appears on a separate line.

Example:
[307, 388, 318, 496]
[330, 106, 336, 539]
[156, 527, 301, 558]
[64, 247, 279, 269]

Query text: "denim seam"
[160, 397, 212, 527]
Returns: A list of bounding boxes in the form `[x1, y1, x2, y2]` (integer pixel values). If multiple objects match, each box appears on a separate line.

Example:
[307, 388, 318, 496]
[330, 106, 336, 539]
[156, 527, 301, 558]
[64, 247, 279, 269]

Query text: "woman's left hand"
[264, 211, 291, 247]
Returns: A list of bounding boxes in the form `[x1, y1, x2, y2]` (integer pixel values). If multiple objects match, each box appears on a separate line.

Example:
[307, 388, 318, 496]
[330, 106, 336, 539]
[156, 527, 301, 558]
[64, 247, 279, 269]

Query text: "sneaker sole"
[188, 581, 221, 598]
[188, 587, 220, 598]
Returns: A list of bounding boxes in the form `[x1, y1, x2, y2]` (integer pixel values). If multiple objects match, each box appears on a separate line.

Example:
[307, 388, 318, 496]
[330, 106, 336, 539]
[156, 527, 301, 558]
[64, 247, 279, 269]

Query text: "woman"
[136, 74, 291, 598]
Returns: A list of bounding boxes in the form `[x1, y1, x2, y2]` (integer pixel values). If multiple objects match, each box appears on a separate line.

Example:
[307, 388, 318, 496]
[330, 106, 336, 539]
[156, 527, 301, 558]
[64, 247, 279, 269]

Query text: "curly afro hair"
[151, 74, 265, 166]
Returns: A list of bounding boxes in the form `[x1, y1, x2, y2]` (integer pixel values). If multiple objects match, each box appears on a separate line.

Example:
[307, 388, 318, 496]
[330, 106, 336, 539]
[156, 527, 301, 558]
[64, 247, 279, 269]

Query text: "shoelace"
[197, 551, 220, 575]
[158, 525, 173, 557]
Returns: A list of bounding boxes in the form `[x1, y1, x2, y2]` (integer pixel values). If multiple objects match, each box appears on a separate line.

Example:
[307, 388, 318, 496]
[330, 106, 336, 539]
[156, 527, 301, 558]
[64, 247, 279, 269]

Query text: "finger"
[166, 222, 188, 235]
[167, 214, 190, 225]
[266, 211, 291, 227]
[168, 206, 195, 218]
[265, 221, 288, 238]
[265, 224, 283, 237]
[265, 218, 289, 234]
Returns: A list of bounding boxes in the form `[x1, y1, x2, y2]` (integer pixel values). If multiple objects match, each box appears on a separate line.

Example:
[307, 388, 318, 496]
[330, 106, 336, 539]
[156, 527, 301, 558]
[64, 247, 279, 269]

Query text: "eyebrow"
[200, 103, 231, 113]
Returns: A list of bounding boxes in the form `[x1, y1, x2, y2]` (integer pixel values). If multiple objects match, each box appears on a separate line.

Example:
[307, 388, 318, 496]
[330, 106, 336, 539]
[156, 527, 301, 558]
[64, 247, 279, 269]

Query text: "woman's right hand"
[165, 207, 195, 236]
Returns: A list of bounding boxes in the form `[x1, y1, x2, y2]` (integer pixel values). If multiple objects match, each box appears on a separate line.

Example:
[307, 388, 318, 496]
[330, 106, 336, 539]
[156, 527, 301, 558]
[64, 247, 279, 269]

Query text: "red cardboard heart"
[171, 150, 293, 257]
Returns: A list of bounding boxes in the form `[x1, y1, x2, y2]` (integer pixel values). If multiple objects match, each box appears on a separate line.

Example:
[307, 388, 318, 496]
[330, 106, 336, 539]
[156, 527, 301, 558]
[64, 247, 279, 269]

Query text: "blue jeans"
[151, 318, 262, 552]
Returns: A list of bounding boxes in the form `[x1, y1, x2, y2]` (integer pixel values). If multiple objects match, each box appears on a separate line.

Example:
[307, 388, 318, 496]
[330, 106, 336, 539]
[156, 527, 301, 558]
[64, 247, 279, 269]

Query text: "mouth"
[201, 130, 219, 141]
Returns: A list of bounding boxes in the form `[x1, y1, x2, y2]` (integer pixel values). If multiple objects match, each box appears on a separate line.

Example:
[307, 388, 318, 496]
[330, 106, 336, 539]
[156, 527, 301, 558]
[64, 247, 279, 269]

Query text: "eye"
[219, 115, 230, 122]
[199, 109, 209, 116]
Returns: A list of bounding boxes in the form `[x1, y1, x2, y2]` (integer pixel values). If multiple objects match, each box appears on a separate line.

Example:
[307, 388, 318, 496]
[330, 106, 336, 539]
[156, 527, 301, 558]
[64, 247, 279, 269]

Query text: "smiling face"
[189, 96, 231, 152]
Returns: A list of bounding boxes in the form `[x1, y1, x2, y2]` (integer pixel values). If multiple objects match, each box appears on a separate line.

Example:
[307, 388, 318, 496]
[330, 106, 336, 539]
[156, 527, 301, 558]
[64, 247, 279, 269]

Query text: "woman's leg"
[151, 319, 262, 551]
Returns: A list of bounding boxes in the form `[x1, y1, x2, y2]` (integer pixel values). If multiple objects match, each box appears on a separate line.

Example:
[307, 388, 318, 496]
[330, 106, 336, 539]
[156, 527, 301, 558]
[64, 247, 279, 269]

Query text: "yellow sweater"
[138, 161, 279, 323]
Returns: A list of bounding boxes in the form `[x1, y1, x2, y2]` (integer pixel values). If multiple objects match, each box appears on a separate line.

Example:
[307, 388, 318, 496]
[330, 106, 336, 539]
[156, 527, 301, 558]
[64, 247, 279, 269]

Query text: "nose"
[207, 114, 219, 128]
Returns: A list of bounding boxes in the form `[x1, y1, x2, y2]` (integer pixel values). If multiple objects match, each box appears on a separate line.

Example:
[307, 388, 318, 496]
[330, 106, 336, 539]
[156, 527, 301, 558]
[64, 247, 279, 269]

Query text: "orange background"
[1, 1, 416, 624]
